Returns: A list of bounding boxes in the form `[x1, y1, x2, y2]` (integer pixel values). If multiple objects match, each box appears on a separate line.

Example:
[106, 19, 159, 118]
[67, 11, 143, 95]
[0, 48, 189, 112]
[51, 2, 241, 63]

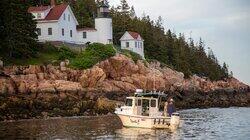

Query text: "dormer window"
[37, 13, 41, 18]
[63, 14, 66, 20]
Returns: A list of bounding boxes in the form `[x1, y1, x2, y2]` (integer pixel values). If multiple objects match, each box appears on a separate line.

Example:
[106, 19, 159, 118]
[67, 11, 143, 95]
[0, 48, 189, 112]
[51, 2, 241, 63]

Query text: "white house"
[28, 0, 113, 45]
[120, 31, 145, 58]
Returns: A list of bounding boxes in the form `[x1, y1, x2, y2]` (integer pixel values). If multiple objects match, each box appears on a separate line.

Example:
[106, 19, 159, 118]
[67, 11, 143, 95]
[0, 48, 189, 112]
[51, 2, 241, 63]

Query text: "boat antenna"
[153, 61, 156, 92]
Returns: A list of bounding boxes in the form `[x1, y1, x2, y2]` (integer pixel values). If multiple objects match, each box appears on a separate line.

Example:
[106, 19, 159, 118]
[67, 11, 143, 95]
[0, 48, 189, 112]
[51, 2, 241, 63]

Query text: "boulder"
[23, 65, 44, 74]
[97, 54, 139, 79]
[0, 77, 15, 94]
[99, 80, 136, 93]
[55, 80, 83, 93]
[95, 98, 116, 113]
[80, 66, 106, 88]
[60, 61, 66, 71]
[162, 67, 184, 85]
[37, 80, 56, 93]
[18, 81, 28, 93]
[37, 73, 46, 80]
[137, 60, 150, 75]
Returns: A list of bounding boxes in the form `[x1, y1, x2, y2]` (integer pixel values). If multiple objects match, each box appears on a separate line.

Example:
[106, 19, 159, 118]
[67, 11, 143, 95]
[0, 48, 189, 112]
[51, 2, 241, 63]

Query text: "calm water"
[0, 107, 249, 140]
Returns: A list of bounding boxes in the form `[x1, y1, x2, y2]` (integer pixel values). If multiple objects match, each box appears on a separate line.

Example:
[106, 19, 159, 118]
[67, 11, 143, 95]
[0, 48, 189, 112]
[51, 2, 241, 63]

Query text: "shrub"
[121, 49, 142, 62]
[58, 46, 77, 60]
[70, 43, 116, 69]
[84, 43, 116, 60]
[42, 42, 58, 53]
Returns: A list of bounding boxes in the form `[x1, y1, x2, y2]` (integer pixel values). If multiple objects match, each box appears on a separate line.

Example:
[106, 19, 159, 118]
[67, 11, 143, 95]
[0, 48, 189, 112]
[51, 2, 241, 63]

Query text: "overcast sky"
[109, 0, 250, 85]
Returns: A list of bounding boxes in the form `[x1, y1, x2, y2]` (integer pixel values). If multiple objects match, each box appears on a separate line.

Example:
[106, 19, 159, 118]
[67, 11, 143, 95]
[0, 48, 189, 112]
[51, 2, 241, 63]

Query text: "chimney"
[50, 0, 56, 7]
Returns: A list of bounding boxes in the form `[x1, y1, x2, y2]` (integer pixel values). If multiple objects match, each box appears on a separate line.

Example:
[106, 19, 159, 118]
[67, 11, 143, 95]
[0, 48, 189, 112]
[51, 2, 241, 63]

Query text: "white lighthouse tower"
[95, 0, 113, 44]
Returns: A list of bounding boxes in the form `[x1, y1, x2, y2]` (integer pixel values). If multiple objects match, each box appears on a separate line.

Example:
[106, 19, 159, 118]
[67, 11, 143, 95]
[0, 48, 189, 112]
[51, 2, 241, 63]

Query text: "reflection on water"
[115, 127, 181, 139]
[0, 107, 249, 140]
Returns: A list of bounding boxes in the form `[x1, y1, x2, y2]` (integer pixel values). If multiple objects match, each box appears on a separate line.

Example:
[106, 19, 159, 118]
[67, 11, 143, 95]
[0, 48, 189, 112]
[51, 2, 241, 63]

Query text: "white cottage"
[28, 0, 113, 45]
[120, 31, 145, 58]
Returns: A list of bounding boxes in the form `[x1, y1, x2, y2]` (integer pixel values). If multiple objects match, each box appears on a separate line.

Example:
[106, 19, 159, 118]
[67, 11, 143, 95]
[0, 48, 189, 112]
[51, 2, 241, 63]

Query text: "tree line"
[0, 0, 230, 80]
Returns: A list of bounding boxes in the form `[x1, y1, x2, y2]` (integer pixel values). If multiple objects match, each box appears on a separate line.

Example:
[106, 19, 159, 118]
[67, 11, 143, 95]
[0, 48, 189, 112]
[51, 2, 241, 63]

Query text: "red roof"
[128, 31, 142, 40]
[77, 27, 97, 31]
[28, 6, 50, 12]
[45, 4, 68, 20]
[28, 4, 68, 21]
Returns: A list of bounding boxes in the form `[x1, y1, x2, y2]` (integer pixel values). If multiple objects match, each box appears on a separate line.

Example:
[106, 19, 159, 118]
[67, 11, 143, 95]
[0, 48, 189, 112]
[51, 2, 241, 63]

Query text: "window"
[37, 13, 41, 18]
[135, 42, 137, 48]
[138, 99, 142, 106]
[68, 14, 70, 21]
[151, 99, 156, 107]
[48, 28, 52, 35]
[70, 30, 72, 37]
[63, 13, 66, 20]
[125, 99, 133, 106]
[37, 28, 41, 36]
[83, 32, 87, 38]
[126, 42, 129, 48]
[140, 42, 143, 48]
[137, 99, 142, 106]
[62, 28, 64, 36]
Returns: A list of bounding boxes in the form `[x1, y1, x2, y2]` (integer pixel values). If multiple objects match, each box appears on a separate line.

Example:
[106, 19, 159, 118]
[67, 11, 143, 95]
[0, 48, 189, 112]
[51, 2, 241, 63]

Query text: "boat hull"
[116, 114, 180, 129]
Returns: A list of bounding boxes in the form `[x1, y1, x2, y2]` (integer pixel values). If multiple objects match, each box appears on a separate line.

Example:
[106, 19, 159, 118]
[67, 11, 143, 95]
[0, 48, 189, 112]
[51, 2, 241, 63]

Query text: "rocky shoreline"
[0, 54, 249, 121]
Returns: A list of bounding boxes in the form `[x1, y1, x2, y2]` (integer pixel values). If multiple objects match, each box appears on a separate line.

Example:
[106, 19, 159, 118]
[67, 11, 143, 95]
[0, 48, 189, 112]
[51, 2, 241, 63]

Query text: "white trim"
[37, 20, 58, 23]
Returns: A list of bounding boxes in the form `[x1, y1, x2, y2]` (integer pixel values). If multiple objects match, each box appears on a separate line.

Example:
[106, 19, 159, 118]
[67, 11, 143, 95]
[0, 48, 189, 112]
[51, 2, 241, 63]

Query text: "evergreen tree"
[117, 0, 130, 14]
[0, 0, 38, 59]
[72, 0, 97, 28]
[129, 6, 136, 18]
[222, 62, 229, 78]
[155, 16, 164, 31]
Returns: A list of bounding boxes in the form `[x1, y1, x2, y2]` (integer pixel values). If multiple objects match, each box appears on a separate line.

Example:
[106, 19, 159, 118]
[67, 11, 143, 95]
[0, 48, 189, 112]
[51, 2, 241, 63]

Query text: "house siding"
[37, 22, 59, 42]
[58, 6, 78, 44]
[120, 31, 145, 59]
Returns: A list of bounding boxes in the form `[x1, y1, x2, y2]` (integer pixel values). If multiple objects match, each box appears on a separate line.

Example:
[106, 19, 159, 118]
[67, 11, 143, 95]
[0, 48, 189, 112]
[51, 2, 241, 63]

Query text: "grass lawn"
[5, 44, 61, 66]
[6, 52, 60, 66]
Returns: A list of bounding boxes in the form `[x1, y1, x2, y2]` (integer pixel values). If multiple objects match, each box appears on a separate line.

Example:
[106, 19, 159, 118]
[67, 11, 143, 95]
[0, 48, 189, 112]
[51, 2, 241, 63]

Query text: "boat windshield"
[151, 99, 156, 107]
[125, 99, 133, 106]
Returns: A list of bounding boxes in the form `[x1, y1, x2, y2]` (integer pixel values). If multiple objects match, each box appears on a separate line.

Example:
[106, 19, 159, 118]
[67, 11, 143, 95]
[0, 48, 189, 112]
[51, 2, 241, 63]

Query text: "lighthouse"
[95, 0, 113, 44]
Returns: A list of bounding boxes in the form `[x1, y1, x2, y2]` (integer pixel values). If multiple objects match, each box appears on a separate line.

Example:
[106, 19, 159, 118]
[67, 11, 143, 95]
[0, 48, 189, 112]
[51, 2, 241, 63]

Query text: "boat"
[115, 89, 180, 129]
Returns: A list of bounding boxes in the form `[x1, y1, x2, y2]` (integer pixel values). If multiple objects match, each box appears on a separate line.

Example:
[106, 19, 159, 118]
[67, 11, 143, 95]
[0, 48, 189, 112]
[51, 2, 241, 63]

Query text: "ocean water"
[0, 107, 249, 140]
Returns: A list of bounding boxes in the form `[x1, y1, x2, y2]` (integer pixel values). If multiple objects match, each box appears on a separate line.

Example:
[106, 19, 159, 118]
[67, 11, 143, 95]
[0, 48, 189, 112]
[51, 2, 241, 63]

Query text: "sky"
[109, 0, 250, 85]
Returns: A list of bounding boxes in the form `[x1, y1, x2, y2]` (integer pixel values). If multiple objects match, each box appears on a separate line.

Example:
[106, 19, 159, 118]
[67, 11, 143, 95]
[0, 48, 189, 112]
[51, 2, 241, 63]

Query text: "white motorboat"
[115, 89, 180, 129]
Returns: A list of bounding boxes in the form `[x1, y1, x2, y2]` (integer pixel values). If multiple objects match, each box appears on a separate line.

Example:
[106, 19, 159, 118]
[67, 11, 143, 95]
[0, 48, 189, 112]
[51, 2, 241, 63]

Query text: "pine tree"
[129, 6, 136, 18]
[222, 62, 229, 78]
[0, 0, 38, 59]
[117, 0, 130, 14]
[156, 16, 164, 31]
[72, 0, 97, 28]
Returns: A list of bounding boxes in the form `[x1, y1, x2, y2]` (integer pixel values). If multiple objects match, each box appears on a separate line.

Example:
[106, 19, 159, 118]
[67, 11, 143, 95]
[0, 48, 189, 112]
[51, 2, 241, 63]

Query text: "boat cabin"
[115, 89, 180, 129]
[121, 91, 168, 117]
